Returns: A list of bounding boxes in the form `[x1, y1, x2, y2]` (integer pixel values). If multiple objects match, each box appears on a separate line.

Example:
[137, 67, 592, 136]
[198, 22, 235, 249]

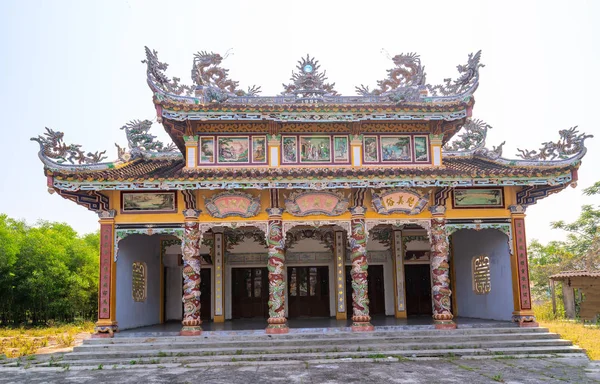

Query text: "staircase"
[0, 324, 587, 369]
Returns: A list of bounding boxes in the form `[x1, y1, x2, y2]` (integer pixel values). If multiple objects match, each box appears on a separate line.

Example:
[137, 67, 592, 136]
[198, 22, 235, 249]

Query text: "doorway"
[231, 268, 269, 319]
[345, 265, 385, 316]
[287, 266, 330, 317]
[405, 264, 432, 316]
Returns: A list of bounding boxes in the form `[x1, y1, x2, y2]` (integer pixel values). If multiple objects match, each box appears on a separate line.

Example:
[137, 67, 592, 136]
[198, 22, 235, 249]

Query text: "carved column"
[93, 210, 118, 338]
[429, 206, 456, 329]
[509, 205, 538, 327]
[266, 208, 289, 334]
[349, 206, 374, 331]
[181, 209, 202, 336]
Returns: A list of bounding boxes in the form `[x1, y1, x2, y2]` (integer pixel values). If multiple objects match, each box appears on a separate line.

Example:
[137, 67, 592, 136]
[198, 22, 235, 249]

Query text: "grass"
[0, 322, 94, 358]
[538, 319, 600, 360]
[534, 301, 600, 360]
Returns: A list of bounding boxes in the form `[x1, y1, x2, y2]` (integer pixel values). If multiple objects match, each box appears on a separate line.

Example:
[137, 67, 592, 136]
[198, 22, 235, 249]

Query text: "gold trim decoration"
[472, 255, 491, 295]
[132, 261, 147, 302]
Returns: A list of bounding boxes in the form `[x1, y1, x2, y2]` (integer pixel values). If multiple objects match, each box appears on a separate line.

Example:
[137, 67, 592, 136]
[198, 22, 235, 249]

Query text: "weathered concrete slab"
[0, 357, 597, 383]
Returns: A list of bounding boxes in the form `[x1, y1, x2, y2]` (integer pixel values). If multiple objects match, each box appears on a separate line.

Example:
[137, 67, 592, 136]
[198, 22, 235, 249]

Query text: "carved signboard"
[285, 190, 349, 216]
[204, 191, 261, 218]
[371, 188, 430, 215]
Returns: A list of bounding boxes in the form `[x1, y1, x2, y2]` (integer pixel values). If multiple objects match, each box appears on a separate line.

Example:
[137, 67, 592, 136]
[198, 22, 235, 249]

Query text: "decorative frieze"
[371, 188, 430, 215]
[284, 190, 349, 217]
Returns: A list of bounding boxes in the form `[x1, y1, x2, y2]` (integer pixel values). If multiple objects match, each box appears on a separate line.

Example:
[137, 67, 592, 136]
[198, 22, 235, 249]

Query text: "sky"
[0, 0, 599, 244]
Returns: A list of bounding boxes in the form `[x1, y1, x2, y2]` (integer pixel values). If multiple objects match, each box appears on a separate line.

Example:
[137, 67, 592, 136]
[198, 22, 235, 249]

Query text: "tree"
[529, 180, 600, 301]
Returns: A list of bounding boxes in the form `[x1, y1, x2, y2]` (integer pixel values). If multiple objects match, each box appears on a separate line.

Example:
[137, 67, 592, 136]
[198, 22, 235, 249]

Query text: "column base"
[266, 323, 289, 334]
[434, 320, 457, 330]
[512, 313, 539, 327]
[180, 326, 202, 336]
[266, 317, 289, 334]
[351, 322, 375, 332]
[336, 312, 347, 320]
[93, 323, 118, 338]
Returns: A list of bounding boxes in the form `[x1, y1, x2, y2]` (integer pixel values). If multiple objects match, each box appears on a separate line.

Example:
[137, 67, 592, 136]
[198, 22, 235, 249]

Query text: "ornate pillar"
[429, 206, 456, 329]
[509, 205, 538, 327]
[181, 209, 202, 336]
[94, 210, 118, 337]
[266, 208, 288, 334]
[333, 230, 347, 320]
[349, 206, 374, 331]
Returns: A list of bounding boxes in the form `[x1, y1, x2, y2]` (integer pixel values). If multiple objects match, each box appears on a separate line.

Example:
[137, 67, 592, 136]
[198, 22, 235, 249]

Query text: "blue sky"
[1, 0, 599, 244]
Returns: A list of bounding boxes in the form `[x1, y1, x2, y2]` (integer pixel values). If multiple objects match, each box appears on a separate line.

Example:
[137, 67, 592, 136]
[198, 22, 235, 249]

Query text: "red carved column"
[94, 210, 118, 338]
[349, 206, 374, 331]
[509, 205, 538, 327]
[429, 206, 456, 329]
[181, 209, 202, 336]
[266, 207, 289, 334]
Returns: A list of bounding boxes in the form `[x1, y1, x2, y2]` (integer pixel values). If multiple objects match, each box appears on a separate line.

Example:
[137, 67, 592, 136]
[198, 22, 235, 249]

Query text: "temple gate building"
[32, 48, 591, 336]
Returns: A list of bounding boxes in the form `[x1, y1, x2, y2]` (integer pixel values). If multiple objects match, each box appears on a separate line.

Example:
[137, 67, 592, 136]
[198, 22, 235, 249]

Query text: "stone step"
[65, 339, 574, 361]
[5, 352, 591, 370]
[89, 327, 549, 344]
[52, 345, 586, 367]
[73, 332, 563, 352]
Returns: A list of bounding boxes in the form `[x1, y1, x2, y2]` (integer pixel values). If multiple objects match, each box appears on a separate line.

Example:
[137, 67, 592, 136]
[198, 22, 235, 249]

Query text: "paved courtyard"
[0, 357, 598, 383]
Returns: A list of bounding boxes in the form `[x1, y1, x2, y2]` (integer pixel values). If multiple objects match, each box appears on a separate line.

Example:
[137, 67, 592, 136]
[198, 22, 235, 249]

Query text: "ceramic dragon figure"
[142, 46, 194, 96]
[517, 127, 593, 160]
[31, 127, 107, 164]
[191, 51, 261, 101]
[356, 52, 426, 98]
[427, 50, 484, 96]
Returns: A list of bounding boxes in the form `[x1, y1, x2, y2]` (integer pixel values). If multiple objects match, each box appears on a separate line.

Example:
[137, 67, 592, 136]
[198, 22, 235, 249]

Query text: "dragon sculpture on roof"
[517, 127, 593, 161]
[190, 51, 261, 101]
[356, 52, 426, 99]
[31, 127, 107, 165]
[427, 50, 484, 96]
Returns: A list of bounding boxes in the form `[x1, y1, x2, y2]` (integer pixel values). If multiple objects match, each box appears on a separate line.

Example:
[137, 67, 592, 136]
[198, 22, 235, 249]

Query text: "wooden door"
[200, 269, 211, 320]
[288, 267, 330, 317]
[345, 265, 385, 316]
[231, 268, 268, 319]
[405, 264, 433, 316]
[368, 265, 385, 315]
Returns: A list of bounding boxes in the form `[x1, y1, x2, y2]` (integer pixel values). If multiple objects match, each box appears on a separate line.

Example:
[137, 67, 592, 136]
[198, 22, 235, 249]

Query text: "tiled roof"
[47, 156, 574, 183]
[550, 271, 600, 280]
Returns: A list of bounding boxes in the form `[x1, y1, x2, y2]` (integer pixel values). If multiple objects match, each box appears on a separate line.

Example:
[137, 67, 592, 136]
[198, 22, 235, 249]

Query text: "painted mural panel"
[333, 136, 349, 162]
[217, 136, 250, 163]
[121, 192, 177, 213]
[414, 136, 429, 162]
[252, 136, 267, 163]
[282, 136, 297, 163]
[381, 136, 412, 162]
[453, 188, 504, 208]
[363, 136, 379, 162]
[299, 136, 331, 163]
[199, 137, 215, 164]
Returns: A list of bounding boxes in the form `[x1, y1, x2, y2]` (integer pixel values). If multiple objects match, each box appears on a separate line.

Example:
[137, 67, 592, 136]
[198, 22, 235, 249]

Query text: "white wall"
[116, 234, 161, 330]
[452, 229, 514, 321]
[163, 253, 182, 321]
